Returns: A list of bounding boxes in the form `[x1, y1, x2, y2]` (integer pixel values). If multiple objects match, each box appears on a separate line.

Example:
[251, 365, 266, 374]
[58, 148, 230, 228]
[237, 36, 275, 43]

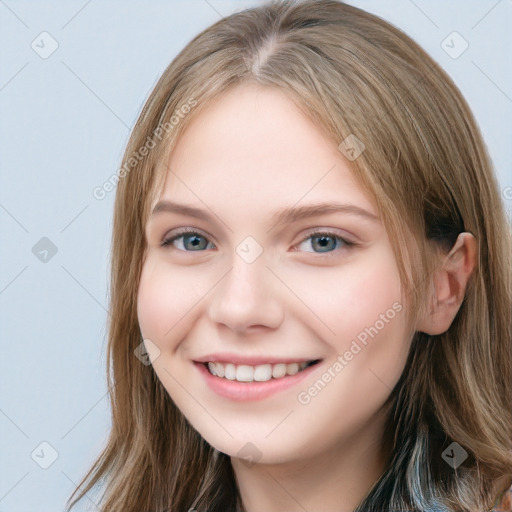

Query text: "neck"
[231, 405, 391, 512]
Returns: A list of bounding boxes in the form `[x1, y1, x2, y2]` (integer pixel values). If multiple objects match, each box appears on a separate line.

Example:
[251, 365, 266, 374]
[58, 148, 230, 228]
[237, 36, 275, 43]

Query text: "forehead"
[156, 84, 376, 218]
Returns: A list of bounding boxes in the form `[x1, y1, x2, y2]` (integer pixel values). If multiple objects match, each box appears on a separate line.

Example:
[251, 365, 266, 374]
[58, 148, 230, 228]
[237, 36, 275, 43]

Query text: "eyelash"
[161, 227, 356, 256]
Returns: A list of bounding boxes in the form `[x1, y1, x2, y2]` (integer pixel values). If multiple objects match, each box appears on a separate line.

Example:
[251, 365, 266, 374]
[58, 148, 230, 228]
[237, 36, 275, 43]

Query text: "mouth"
[204, 359, 321, 383]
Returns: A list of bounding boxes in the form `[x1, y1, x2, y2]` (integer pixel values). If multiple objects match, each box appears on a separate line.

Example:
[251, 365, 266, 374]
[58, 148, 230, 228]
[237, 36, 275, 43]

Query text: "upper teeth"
[207, 361, 310, 382]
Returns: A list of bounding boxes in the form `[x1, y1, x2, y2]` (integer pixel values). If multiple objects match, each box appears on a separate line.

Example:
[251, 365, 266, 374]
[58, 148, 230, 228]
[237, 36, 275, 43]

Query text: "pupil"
[314, 235, 334, 252]
[186, 234, 203, 250]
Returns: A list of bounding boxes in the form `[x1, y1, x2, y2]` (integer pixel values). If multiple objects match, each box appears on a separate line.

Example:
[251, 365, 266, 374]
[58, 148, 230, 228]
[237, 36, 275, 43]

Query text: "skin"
[137, 83, 476, 512]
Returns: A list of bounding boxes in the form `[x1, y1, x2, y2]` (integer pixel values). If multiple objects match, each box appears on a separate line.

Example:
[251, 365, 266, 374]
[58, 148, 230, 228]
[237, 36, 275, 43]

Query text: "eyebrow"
[151, 200, 379, 231]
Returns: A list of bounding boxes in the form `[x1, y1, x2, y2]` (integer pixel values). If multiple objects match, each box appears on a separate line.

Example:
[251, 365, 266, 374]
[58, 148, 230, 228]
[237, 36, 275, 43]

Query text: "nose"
[207, 253, 285, 335]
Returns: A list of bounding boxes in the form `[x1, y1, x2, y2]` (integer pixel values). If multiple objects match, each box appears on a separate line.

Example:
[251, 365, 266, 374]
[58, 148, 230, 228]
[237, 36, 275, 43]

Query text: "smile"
[206, 360, 318, 383]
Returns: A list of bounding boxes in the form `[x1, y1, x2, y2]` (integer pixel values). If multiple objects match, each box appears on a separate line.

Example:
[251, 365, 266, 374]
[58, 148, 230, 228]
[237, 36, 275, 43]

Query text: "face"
[137, 84, 413, 465]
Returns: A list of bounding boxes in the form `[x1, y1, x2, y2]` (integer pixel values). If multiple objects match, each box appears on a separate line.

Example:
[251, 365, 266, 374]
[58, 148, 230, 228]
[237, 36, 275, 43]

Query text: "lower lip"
[195, 361, 321, 401]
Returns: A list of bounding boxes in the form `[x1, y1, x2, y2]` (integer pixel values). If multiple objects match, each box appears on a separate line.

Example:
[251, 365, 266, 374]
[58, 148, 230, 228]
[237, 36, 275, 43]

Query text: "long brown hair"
[66, 1, 512, 510]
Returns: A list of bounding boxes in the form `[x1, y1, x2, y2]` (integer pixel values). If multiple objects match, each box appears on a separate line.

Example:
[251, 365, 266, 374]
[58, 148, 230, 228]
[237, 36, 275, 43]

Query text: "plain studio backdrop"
[0, 1, 511, 510]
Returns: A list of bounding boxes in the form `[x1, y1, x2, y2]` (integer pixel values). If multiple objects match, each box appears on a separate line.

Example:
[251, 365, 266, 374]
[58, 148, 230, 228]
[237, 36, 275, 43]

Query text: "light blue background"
[0, 1, 510, 511]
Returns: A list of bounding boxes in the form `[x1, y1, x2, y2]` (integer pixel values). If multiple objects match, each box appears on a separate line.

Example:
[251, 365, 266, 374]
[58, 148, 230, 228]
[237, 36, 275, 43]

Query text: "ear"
[417, 232, 477, 336]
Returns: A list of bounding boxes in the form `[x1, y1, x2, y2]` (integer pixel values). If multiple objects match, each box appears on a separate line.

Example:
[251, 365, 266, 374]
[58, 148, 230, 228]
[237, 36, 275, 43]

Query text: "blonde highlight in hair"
[67, 1, 512, 511]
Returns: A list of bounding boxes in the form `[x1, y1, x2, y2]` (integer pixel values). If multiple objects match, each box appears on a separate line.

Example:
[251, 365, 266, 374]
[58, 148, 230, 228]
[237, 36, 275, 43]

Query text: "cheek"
[289, 253, 409, 441]
[137, 256, 204, 349]
[285, 248, 404, 348]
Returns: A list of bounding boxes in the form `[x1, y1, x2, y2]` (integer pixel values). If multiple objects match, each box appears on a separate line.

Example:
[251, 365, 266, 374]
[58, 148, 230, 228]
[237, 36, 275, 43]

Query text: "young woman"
[67, 1, 512, 511]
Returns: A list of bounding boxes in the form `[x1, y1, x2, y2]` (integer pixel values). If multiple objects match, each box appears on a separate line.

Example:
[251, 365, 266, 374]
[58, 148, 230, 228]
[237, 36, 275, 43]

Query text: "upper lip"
[194, 353, 320, 366]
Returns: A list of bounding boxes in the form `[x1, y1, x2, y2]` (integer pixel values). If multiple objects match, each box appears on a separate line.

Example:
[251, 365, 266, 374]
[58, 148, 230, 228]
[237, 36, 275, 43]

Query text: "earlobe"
[417, 232, 477, 336]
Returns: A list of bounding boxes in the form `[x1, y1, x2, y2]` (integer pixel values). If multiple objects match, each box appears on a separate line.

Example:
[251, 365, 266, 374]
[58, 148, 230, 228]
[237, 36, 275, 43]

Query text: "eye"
[161, 228, 356, 254]
[295, 230, 355, 254]
[161, 228, 215, 251]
